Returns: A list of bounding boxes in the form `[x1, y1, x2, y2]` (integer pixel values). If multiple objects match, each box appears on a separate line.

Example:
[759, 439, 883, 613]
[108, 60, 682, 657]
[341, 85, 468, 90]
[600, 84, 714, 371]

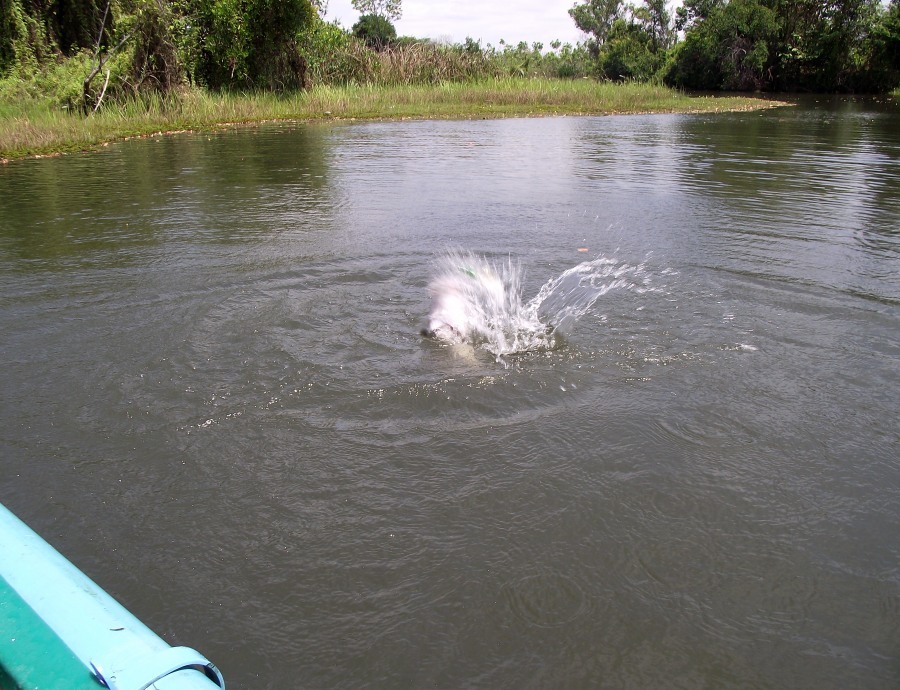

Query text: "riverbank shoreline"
[0, 79, 790, 163]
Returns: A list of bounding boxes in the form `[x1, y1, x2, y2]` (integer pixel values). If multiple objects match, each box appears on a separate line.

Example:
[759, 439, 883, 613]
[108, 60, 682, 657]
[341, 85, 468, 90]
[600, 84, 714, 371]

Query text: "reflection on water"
[1, 99, 898, 690]
[0, 125, 335, 269]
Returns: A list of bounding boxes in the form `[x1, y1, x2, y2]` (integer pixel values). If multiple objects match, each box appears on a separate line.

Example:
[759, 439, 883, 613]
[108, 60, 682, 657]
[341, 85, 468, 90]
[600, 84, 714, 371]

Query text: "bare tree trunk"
[83, 1, 132, 114]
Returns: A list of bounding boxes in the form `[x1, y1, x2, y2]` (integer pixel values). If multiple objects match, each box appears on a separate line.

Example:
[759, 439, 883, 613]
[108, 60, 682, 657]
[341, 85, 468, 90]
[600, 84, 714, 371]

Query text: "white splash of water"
[424, 250, 658, 358]
[423, 250, 550, 355]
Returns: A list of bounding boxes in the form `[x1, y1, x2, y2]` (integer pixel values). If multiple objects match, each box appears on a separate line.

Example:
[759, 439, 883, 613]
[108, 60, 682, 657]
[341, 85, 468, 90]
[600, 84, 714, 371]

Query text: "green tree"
[0, 0, 17, 73]
[877, 0, 900, 73]
[570, 0, 623, 51]
[600, 16, 657, 79]
[194, 0, 315, 90]
[642, 0, 675, 50]
[571, 0, 672, 78]
[669, 0, 897, 91]
[597, 3, 673, 80]
[666, 0, 779, 89]
[809, 0, 883, 89]
[675, 0, 725, 30]
[352, 0, 401, 21]
[125, 0, 183, 93]
[847, 0, 900, 90]
[54, 0, 108, 53]
[352, 12, 396, 50]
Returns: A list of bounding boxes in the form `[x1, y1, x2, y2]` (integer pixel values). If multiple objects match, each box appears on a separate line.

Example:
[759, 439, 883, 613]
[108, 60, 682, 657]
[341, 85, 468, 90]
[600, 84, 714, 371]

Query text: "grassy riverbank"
[1, 79, 786, 162]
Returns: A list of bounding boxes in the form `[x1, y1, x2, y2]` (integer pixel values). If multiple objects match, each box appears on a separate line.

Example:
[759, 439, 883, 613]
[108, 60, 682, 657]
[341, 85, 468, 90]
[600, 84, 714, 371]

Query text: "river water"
[1, 98, 898, 689]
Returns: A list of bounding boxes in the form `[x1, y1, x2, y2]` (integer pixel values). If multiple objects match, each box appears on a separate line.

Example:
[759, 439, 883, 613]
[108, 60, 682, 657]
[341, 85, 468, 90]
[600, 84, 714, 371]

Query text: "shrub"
[352, 13, 396, 50]
[298, 19, 378, 85]
[194, 0, 314, 90]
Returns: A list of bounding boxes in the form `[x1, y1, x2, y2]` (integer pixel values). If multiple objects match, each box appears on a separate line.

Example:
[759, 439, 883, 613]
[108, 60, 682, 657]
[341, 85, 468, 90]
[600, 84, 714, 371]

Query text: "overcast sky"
[325, 0, 588, 49]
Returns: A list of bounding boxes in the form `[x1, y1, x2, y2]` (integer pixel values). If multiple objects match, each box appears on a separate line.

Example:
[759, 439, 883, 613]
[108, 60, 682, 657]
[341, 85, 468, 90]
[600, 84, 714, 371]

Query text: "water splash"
[423, 250, 658, 358]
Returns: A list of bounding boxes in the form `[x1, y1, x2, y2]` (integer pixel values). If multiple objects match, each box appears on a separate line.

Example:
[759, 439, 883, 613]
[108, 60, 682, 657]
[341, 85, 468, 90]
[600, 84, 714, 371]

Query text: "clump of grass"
[297, 79, 781, 119]
[301, 38, 502, 87]
[372, 44, 500, 85]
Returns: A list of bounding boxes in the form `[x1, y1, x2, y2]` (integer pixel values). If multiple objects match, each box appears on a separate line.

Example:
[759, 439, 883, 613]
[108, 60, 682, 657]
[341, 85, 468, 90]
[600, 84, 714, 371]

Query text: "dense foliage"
[0, 0, 897, 111]
[570, 0, 900, 90]
[571, 0, 674, 80]
[0, 1, 593, 108]
[668, 0, 900, 90]
[0, 0, 317, 108]
[191, 0, 314, 89]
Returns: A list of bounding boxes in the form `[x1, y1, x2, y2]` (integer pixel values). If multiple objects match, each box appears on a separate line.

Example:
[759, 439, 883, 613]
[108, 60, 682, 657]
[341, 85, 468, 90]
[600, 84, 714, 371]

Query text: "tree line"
[0, 0, 320, 107]
[1, 0, 898, 110]
[572, 0, 900, 91]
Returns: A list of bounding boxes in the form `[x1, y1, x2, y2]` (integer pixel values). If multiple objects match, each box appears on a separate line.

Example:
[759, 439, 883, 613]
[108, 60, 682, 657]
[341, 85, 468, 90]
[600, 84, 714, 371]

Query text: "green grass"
[0, 79, 787, 161]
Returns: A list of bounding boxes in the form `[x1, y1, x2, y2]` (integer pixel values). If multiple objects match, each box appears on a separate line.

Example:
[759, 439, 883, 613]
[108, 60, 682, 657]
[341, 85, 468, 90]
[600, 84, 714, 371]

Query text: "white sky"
[324, 0, 588, 49]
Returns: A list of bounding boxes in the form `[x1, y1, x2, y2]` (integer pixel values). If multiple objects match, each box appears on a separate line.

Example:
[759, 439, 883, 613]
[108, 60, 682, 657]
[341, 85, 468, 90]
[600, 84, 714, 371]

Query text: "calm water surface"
[1, 98, 898, 689]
